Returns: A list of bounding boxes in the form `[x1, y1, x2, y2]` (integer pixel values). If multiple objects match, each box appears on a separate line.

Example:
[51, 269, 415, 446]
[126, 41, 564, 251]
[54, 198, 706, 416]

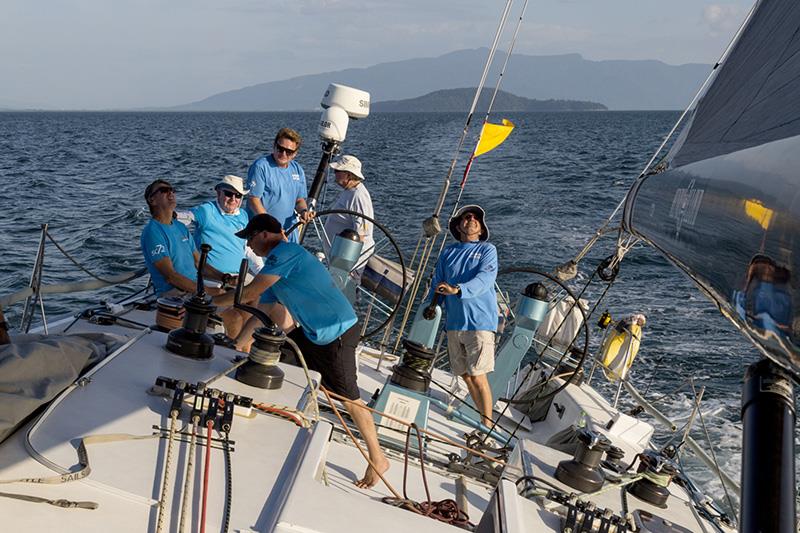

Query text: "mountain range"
[372, 88, 606, 112]
[173, 48, 709, 112]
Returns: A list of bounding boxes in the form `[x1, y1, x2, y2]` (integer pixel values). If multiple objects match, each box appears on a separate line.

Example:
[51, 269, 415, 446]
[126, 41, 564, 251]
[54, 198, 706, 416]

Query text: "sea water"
[0, 111, 787, 514]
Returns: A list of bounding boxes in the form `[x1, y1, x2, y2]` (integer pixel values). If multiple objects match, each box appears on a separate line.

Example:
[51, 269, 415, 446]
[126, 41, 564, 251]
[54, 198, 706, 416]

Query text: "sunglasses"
[149, 186, 174, 198]
[221, 189, 243, 200]
[274, 143, 297, 156]
[461, 213, 479, 221]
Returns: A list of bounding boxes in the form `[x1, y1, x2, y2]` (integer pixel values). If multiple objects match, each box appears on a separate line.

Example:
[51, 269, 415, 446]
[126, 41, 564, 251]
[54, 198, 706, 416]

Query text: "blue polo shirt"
[247, 155, 307, 243]
[140, 218, 197, 295]
[429, 240, 498, 331]
[258, 242, 357, 345]
[190, 200, 249, 274]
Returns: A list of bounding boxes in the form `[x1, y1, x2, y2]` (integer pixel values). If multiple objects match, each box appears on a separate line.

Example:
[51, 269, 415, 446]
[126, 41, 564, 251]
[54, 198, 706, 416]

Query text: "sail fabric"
[474, 119, 515, 157]
[669, 0, 800, 168]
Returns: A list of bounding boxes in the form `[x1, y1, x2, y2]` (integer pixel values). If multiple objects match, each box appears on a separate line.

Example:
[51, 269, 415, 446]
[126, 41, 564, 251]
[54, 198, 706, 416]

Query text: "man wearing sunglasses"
[140, 179, 229, 298]
[429, 205, 498, 433]
[181, 175, 258, 337]
[246, 128, 311, 243]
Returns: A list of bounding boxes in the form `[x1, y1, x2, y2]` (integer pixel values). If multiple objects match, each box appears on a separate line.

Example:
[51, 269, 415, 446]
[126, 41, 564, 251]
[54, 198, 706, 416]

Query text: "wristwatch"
[455, 284, 462, 296]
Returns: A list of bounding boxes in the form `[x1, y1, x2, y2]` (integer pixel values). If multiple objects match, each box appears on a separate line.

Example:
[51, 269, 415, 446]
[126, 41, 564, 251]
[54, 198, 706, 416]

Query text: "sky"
[0, 0, 754, 110]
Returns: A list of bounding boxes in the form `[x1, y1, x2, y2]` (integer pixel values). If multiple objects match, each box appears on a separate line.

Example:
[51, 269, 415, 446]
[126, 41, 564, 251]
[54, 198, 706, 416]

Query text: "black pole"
[307, 139, 338, 209]
[740, 357, 796, 532]
[299, 139, 338, 244]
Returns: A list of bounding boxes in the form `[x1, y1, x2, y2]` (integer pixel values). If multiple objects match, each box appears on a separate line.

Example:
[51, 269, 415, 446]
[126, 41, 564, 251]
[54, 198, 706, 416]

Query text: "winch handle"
[422, 292, 440, 320]
[232, 259, 277, 328]
[196, 244, 211, 297]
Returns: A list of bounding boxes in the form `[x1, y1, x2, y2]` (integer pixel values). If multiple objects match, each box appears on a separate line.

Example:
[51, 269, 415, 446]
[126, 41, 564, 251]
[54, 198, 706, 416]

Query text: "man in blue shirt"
[246, 128, 312, 243]
[213, 214, 389, 489]
[185, 174, 256, 337]
[430, 205, 498, 428]
[140, 179, 237, 330]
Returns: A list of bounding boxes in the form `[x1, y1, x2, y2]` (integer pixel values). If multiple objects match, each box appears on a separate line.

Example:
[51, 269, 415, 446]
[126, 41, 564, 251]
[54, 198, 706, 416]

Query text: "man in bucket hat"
[213, 213, 390, 489]
[324, 155, 374, 275]
[429, 204, 498, 429]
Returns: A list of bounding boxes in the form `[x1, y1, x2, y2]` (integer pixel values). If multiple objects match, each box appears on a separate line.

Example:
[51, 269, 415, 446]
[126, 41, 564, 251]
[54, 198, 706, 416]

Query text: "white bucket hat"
[215, 174, 249, 195]
[329, 155, 365, 180]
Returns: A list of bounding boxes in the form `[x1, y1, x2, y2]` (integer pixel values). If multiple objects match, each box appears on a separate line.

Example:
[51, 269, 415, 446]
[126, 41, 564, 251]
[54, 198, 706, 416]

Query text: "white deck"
[0, 303, 735, 532]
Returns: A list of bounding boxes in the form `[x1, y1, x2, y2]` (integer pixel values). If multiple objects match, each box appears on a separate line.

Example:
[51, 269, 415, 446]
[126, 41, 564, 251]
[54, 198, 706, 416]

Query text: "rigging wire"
[689, 379, 738, 523]
[391, 0, 518, 348]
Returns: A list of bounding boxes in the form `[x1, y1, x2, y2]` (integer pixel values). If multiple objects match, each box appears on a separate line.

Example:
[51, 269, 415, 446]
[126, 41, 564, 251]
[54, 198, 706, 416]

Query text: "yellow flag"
[744, 199, 773, 230]
[473, 119, 515, 157]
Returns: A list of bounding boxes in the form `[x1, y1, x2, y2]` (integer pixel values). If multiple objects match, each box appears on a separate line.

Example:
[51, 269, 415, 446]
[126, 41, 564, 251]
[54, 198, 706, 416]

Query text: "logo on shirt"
[292, 173, 301, 181]
[468, 252, 483, 260]
[151, 244, 166, 256]
[249, 180, 257, 188]
[265, 254, 278, 266]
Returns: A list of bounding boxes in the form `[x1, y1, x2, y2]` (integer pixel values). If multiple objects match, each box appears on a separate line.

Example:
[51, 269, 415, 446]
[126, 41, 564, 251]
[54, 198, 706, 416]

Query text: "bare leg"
[219, 307, 244, 338]
[463, 373, 493, 428]
[345, 398, 390, 488]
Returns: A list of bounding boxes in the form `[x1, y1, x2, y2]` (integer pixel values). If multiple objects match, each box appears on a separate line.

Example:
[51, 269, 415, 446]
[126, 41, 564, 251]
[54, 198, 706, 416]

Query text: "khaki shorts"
[446, 330, 495, 377]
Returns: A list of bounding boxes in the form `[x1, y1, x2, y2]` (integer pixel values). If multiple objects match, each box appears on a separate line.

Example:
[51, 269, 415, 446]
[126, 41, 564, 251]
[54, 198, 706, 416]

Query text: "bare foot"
[355, 455, 389, 489]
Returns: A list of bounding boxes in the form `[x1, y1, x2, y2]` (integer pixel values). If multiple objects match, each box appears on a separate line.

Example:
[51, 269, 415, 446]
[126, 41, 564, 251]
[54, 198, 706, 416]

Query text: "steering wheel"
[288, 209, 408, 341]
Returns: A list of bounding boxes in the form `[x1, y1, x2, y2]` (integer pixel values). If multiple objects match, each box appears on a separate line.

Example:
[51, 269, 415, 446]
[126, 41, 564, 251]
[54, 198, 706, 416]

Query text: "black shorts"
[285, 324, 361, 400]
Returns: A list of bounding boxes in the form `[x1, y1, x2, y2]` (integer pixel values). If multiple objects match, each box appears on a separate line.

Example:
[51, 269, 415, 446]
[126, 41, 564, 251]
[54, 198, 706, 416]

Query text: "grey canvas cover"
[669, 0, 800, 168]
[0, 333, 123, 443]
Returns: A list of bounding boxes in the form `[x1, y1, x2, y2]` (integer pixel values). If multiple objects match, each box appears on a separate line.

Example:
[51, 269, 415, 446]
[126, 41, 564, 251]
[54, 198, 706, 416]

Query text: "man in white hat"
[183, 175, 258, 337]
[429, 205, 498, 430]
[324, 155, 374, 273]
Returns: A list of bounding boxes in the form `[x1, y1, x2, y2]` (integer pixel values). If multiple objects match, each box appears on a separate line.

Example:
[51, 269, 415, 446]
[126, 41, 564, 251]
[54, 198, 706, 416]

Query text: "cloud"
[703, 4, 746, 36]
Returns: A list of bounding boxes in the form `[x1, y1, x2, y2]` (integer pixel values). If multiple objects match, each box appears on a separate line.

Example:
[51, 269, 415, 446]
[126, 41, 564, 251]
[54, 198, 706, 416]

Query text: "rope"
[284, 336, 320, 421]
[45, 229, 132, 285]
[199, 420, 213, 533]
[0, 490, 98, 509]
[323, 388, 508, 468]
[221, 431, 233, 533]
[382, 424, 473, 528]
[178, 419, 199, 533]
[253, 402, 311, 428]
[155, 410, 179, 533]
[320, 387, 402, 499]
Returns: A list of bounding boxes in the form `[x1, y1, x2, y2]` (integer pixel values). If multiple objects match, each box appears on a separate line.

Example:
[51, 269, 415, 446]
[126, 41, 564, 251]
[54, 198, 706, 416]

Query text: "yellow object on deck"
[600, 322, 642, 381]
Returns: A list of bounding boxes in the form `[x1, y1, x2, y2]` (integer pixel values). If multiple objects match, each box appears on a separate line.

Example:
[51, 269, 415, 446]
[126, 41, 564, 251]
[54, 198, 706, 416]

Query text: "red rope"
[199, 420, 213, 533]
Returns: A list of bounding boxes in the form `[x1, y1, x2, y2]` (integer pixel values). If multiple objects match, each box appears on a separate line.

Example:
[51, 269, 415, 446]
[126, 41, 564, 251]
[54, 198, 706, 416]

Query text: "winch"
[628, 450, 677, 508]
[231, 259, 285, 390]
[165, 244, 216, 360]
[555, 429, 611, 493]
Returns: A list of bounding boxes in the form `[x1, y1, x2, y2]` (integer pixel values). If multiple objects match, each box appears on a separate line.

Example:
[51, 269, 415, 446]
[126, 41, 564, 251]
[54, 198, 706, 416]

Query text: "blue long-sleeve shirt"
[429, 240, 498, 331]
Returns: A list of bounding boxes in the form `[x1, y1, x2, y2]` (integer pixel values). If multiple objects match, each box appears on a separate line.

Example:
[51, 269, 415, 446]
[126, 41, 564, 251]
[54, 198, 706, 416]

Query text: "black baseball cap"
[235, 214, 283, 239]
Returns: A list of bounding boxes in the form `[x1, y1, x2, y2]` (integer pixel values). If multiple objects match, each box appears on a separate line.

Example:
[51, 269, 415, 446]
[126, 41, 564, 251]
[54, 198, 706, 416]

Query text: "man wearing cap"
[140, 179, 228, 297]
[324, 154, 374, 274]
[429, 205, 498, 429]
[181, 175, 258, 337]
[247, 128, 312, 243]
[213, 213, 389, 489]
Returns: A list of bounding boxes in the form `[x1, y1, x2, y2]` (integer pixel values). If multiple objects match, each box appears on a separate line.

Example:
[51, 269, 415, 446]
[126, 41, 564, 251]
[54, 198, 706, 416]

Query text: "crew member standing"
[430, 204, 498, 429]
[247, 128, 312, 242]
